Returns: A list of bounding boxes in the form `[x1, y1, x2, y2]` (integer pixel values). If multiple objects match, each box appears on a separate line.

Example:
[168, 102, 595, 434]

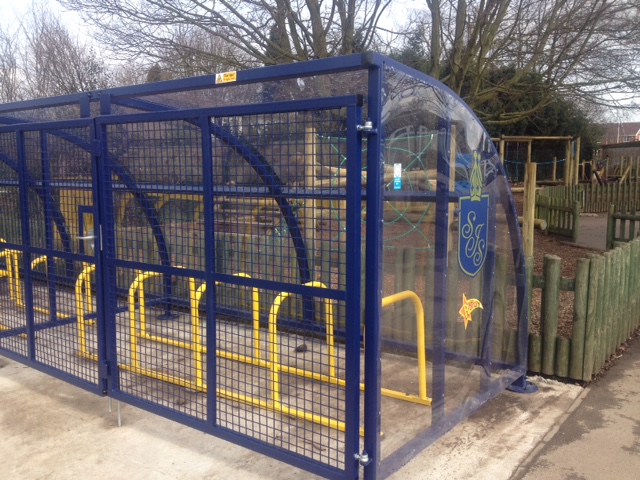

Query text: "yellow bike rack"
[0, 241, 18, 331]
[121, 272, 347, 431]
[1, 247, 22, 309]
[0, 245, 72, 321]
[0, 238, 9, 281]
[121, 270, 263, 392]
[377, 291, 430, 406]
[76, 263, 97, 360]
[77, 267, 431, 435]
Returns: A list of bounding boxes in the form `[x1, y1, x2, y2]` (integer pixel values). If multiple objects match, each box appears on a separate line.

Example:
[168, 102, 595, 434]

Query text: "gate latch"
[354, 450, 371, 466]
[356, 120, 377, 134]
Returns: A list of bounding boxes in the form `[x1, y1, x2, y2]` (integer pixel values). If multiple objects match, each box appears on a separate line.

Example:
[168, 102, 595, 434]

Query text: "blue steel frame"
[0, 53, 530, 480]
[0, 118, 107, 395]
[95, 96, 363, 478]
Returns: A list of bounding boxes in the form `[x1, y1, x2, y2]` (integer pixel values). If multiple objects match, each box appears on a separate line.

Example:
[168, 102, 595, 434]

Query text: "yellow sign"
[459, 293, 483, 330]
[215, 71, 237, 84]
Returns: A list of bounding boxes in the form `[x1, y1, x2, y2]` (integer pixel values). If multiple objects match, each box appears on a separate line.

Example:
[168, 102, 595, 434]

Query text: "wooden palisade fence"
[542, 183, 640, 214]
[535, 195, 580, 242]
[528, 238, 640, 381]
[606, 205, 640, 249]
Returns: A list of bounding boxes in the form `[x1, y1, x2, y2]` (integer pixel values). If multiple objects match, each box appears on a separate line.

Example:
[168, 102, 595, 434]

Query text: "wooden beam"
[491, 135, 574, 142]
[524, 162, 537, 257]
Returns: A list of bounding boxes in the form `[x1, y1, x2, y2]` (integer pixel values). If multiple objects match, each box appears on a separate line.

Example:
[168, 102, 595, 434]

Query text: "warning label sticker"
[215, 71, 237, 84]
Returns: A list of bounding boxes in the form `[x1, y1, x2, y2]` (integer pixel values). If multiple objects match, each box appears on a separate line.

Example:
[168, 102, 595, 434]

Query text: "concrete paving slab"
[0, 355, 582, 480]
[0, 357, 321, 480]
[510, 337, 640, 480]
[389, 377, 582, 480]
[575, 213, 608, 251]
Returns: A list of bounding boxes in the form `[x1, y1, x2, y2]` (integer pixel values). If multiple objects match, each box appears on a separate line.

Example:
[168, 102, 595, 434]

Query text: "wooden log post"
[556, 337, 571, 378]
[449, 124, 457, 245]
[606, 204, 615, 250]
[613, 248, 623, 350]
[570, 258, 589, 379]
[523, 163, 537, 257]
[526, 255, 534, 345]
[518, 216, 548, 231]
[607, 249, 618, 357]
[528, 334, 542, 373]
[564, 140, 571, 187]
[625, 242, 633, 338]
[582, 254, 602, 380]
[571, 200, 580, 243]
[601, 251, 612, 365]
[492, 254, 508, 361]
[574, 137, 581, 185]
[467, 266, 482, 356]
[446, 255, 460, 352]
[542, 254, 561, 375]
[617, 244, 626, 341]
[631, 238, 640, 330]
[552, 156, 557, 182]
[303, 127, 317, 274]
[632, 240, 640, 333]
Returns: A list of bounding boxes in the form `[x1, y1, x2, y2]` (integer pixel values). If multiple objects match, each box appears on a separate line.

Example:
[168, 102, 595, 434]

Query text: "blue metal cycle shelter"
[0, 53, 529, 479]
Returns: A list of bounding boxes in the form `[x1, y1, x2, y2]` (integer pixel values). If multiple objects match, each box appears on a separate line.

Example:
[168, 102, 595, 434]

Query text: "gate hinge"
[354, 450, 371, 466]
[356, 120, 377, 134]
[92, 140, 102, 157]
[99, 360, 111, 379]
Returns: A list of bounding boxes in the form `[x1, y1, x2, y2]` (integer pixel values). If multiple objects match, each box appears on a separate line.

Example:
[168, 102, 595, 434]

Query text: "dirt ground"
[511, 191, 602, 339]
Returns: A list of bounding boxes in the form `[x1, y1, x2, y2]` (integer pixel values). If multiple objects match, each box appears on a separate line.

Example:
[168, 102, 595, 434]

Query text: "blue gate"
[97, 97, 364, 477]
[0, 119, 105, 395]
[0, 54, 531, 479]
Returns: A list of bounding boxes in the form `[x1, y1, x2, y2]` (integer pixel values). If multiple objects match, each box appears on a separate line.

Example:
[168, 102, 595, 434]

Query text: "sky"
[2, 1, 78, 30]
[1, 0, 637, 120]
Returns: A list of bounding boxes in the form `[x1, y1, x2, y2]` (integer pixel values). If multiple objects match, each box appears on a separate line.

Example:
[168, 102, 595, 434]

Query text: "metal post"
[362, 59, 384, 480]
[432, 114, 452, 423]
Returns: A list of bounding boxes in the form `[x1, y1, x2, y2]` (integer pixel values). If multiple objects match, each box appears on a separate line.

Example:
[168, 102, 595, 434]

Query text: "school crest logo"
[458, 151, 488, 277]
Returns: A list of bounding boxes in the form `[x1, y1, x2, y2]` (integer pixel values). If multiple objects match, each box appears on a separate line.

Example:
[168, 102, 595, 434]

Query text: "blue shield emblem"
[458, 150, 488, 277]
[458, 194, 489, 277]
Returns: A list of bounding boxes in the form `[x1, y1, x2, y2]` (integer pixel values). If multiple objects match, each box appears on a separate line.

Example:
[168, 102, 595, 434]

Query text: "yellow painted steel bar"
[124, 273, 350, 433]
[5, 254, 72, 319]
[8, 250, 23, 306]
[0, 246, 22, 306]
[192, 274, 262, 360]
[0, 241, 11, 331]
[231, 273, 262, 360]
[267, 281, 336, 405]
[134, 270, 162, 338]
[130, 271, 263, 390]
[128, 270, 163, 369]
[192, 279, 205, 389]
[75, 263, 97, 360]
[0, 239, 9, 281]
[8, 250, 20, 305]
[378, 290, 430, 404]
[124, 274, 349, 431]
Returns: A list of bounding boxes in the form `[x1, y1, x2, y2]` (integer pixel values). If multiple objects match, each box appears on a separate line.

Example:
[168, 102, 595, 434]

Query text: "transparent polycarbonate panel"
[379, 65, 526, 468]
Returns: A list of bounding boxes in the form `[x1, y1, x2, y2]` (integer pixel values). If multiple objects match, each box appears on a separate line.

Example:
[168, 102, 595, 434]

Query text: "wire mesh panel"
[25, 125, 100, 385]
[96, 97, 361, 476]
[0, 131, 29, 357]
[99, 97, 362, 477]
[103, 117, 209, 421]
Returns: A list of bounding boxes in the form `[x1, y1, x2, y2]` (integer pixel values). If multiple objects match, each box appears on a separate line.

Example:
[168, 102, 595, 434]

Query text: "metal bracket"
[357, 120, 377, 134]
[92, 139, 102, 157]
[354, 450, 371, 466]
